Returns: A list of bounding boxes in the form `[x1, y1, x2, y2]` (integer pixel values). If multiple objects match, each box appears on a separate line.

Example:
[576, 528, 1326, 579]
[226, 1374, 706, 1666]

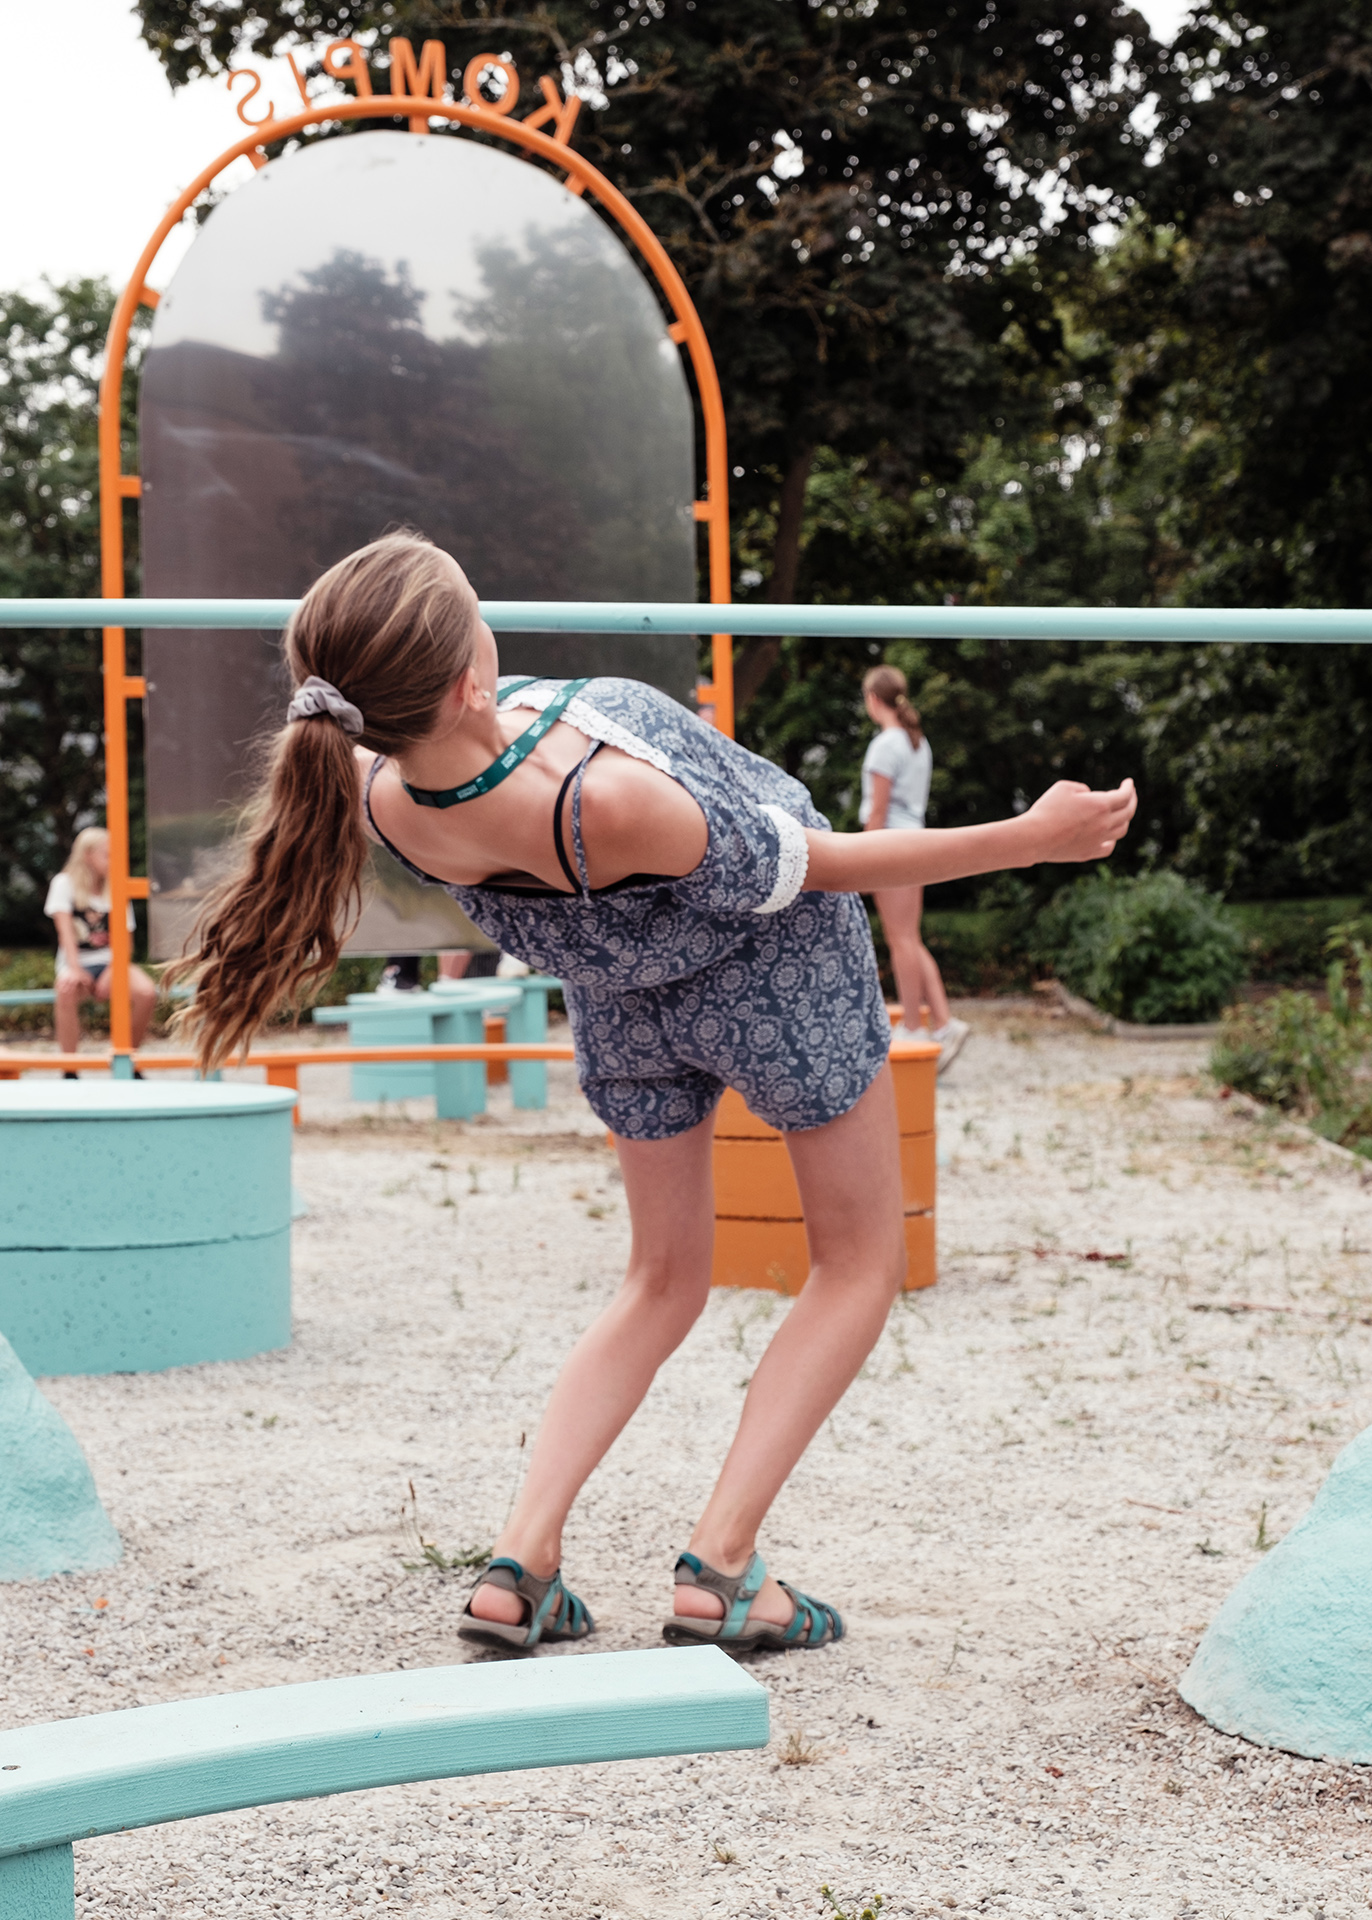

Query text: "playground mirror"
[140, 130, 698, 958]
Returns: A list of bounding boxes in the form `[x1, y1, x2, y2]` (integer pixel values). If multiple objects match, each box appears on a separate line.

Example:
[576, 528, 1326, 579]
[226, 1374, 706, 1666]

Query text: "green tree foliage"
[1121, 1, 1372, 607]
[0, 282, 145, 946]
[134, 0, 1170, 701]
[38, 0, 1372, 921]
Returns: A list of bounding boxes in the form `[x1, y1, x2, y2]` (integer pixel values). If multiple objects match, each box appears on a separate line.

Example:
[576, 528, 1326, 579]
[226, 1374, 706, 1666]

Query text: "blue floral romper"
[364, 676, 890, 1140]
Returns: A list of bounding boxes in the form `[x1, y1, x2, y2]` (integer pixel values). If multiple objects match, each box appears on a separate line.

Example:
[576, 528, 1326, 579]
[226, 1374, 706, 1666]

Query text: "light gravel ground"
[5, 1002, 1372, 1920]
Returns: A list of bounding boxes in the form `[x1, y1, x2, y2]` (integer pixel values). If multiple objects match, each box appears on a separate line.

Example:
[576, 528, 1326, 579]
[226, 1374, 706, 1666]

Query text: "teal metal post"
[505, 977, 558, 1110]
[0, 1843, 75, 1920]
[430, 1002, 490, 1120]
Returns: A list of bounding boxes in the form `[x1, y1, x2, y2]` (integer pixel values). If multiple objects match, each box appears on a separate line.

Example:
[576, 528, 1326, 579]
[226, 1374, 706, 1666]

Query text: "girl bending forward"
[180, 534, 1135, 1655]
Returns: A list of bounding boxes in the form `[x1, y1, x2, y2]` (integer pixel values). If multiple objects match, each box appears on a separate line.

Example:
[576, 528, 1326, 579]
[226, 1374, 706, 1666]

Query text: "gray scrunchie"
[286, 675, 365, 736]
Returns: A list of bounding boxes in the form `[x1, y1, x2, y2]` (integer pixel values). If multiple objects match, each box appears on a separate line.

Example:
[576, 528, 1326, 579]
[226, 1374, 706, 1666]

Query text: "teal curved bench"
[0, 1647, 767, 1917]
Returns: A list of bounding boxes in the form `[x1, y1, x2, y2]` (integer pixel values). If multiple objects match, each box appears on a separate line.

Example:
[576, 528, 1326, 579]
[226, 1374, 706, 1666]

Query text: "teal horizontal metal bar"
[2, 597, 1372, 642]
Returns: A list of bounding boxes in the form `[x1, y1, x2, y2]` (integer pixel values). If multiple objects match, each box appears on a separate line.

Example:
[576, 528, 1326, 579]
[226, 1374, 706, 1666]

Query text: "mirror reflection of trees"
[455, 222, 692, 600]
[138, 137, 698, 951]
[259, 247, 588, 590]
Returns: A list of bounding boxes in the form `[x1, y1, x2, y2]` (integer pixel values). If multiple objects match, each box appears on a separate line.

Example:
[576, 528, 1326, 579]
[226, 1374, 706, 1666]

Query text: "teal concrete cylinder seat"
[0, 1084, 295, 1378]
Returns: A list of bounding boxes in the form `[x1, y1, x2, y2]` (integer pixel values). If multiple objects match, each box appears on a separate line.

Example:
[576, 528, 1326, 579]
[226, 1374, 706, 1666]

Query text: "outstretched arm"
[804, 778, 1137, 894]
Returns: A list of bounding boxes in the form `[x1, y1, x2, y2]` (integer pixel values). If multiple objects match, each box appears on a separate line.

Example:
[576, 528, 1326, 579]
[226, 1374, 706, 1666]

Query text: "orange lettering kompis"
[227, 68, 274, 127]
[462, 53, 520, 116]
[390, 37, 448, 132]
[524, 73, 582, 148]
[322, 39, 374, 98]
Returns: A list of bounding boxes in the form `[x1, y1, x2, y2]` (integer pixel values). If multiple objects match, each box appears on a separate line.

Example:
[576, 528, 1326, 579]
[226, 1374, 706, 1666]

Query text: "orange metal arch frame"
[97, 91, 735, 1057]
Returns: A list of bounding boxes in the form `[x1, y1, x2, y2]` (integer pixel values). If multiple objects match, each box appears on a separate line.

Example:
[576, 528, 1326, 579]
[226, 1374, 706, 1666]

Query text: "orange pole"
[97, 254, 156, 1059]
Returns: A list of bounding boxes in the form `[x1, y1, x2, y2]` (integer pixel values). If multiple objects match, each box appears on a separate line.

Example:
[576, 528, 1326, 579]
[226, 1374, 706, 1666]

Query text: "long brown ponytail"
[862, 664, 923, 746]
[168, 532, 480, 1068]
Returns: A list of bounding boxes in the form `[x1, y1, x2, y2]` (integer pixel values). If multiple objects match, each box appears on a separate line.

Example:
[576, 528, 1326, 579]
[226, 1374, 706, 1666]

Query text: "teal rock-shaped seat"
[0, 1333, 122, 1581]
[1180, 1423, 1372, 1761]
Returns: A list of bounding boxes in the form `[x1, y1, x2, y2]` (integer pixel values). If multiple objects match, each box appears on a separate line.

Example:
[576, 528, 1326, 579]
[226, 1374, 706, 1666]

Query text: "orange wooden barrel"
[710, 1041, 938, 1294]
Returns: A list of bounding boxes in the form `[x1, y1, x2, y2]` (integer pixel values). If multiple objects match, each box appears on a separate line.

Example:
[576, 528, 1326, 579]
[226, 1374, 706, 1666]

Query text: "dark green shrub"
[1210, 932, 1372, 1150]
[1034, 869, 1246, 1024]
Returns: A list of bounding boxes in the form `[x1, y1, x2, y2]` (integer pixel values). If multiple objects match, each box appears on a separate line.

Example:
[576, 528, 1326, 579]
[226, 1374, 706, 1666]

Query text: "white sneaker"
[930, 1016, 971, 1074]
[891, 1022, 932, 1045]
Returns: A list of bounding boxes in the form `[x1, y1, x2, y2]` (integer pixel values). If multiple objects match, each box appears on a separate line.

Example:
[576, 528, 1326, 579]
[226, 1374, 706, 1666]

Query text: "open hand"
[1023, 778, 1137, 864]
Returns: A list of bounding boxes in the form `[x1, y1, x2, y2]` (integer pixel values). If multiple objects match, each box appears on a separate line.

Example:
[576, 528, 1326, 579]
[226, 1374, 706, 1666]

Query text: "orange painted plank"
[713, 1132, 934, 1218]
[713, 1138, 795, 1216]
[711, 1218, 810, 1295]
[711, 1211, 936, 1294]
[890, 1051, 936, 1135]
[484, 1015, 508, 1085]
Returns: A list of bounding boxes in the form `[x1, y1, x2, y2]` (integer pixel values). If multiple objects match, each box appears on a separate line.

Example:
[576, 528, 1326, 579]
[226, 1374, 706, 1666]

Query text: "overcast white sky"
[1, 0, 1195, 299]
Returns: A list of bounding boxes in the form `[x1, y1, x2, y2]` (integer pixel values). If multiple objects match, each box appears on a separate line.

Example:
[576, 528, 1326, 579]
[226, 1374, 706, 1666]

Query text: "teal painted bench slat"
[0, 986, 194, 1009]
[0, 1647, 767, 1918]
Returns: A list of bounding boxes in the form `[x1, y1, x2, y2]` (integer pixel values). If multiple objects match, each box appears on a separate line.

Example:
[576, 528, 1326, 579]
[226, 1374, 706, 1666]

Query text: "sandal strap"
[549, 1582, 591, 1637]
[674, 1550, 767, 1638]
[776, 1581, 844, 1647]
[476, 1556, 561, 1645]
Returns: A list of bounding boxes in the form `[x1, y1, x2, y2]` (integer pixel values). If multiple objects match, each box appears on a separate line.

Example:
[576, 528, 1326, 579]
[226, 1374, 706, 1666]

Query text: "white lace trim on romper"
[753, 804, 811, 914]
[501, 684, 810, 914]
[500, 684, 673, 775]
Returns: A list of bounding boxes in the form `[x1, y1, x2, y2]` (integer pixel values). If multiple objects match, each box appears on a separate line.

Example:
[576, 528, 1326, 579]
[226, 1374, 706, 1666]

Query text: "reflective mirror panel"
[140, 131, 698, 957]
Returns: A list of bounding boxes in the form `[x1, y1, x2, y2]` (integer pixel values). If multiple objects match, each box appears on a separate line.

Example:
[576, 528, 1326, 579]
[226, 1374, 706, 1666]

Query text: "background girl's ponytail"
[862, 663, 923, 747]
[167, 532, 479, 1069]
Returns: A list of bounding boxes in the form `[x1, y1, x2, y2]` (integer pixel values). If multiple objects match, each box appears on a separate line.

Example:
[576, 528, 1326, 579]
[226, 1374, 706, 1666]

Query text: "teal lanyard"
[401, 678, 589, 810]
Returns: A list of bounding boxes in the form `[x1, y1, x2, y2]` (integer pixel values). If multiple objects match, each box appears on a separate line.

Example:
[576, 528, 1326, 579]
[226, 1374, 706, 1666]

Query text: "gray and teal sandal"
[457, 1556, 595, 1653]
[663, 1550, 843, 1654]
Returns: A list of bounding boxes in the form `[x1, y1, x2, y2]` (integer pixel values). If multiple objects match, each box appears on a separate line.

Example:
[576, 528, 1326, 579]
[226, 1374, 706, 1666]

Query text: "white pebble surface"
[4, 1003, 1372, 1918]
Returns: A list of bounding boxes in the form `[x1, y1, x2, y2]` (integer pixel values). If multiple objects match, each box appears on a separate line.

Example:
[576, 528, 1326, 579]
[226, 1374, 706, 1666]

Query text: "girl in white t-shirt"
[860, 666, 969, 1071]
[45, 827, 157, 1069]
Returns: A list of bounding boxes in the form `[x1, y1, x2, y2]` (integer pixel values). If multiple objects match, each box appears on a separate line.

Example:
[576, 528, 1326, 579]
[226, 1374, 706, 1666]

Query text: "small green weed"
[399, 1480, 490, 1575]
[820, 1887, 883, 1920]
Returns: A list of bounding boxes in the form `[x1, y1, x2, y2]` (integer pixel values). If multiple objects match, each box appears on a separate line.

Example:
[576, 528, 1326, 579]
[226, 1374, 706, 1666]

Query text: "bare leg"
[92, 966, 158, 1048]
[437, 951, 472, 980]
[54, 973, 85, 1054]
[468, 1110, 717, 1622]
[875, 883, 950, 1031]
[675, 1065, 905, 1628]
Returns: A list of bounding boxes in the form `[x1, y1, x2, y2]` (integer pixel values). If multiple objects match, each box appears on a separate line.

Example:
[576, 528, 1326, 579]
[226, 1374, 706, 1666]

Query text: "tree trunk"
[732, 443, 815, 712]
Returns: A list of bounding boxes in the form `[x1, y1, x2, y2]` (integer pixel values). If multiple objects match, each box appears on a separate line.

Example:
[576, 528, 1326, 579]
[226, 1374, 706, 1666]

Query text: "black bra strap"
[552, 742, 605, 895]
[552, 761, 582, 894]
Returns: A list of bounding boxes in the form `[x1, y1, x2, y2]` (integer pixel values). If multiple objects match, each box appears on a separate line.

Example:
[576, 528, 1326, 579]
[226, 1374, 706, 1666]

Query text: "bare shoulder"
[579, 749, 707, 879]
